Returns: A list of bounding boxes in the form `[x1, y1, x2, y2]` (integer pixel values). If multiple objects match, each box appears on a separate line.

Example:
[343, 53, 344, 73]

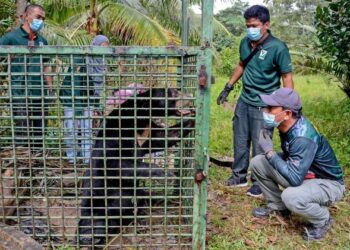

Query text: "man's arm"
[268, 137, 317, 186]
[216, 63, 244, 105]
[228, 62, 244, 86]
[281, 72, 293, 89]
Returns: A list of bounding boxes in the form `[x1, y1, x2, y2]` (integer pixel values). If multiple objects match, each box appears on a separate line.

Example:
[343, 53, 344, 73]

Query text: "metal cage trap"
[0, 0, 213, 249]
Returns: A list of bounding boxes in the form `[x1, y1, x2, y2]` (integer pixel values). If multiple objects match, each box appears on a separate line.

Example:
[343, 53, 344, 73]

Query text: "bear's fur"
[78, 88, 194, 245]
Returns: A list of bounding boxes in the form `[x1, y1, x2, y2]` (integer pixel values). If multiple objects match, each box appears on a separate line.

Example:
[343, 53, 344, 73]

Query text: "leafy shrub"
[215, 47, 239, 77]
[315, 0, 350, 98]
[0, 0, 15, 36]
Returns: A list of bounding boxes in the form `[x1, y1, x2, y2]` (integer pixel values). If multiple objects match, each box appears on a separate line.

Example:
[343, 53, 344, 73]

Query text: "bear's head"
[133, 88, 193, 117]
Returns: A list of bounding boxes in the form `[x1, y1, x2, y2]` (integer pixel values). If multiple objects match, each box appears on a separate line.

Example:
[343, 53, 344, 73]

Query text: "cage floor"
[0, 148, 192, 249]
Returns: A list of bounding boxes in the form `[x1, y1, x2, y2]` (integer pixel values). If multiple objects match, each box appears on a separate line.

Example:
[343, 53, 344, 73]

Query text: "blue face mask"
[263, 111, 285, 128]
[247, 27, 263, 41]
[30, 19, 44, 32]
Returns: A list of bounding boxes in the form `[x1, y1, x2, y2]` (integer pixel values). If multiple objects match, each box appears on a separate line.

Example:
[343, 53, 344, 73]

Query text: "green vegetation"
[315, 0, 350, 97]
[207, 75, 350, 249]
[0, 0, 15, 35]
[214, 0, 248, 37]
[264, 0, 322, 48]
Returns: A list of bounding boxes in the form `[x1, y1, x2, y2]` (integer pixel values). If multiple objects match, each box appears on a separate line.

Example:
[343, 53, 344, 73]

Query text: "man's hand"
[47, 88, 55, 103]
[258, 129, 273, 154]
[217, 83, 234, 105]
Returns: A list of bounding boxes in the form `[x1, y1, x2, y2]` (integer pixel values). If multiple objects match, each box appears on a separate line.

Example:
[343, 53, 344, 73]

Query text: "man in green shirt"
[0, 4, 52, 150]
[217, 5, 294, 197]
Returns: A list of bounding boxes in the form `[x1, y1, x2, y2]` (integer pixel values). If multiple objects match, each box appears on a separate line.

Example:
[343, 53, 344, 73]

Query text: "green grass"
[207, 74, 350, 249]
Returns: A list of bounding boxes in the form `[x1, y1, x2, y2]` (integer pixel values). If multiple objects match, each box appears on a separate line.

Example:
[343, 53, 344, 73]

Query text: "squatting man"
[250, 88, 345, 241]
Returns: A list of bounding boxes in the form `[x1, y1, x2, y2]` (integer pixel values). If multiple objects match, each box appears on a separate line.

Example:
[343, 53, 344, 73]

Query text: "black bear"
[77, 88, 194, 246]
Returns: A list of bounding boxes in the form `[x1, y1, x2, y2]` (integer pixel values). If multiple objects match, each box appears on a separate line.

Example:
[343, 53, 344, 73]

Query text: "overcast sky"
[192, 0, 266, 14]
[214, 0, 266, 13]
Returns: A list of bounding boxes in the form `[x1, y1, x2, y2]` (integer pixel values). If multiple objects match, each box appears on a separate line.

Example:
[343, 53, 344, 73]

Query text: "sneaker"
[247, 184, 263, 198]
[302, 217, 334, 241]
[252, 206, 290, 219]
[226, 176, 248, 187]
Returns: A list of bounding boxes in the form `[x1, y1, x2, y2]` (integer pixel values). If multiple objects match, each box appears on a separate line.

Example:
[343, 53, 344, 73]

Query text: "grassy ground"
[207, 75, 350, 249]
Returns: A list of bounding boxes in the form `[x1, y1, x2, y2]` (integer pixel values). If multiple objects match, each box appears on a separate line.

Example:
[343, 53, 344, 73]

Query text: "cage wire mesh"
[0, 47, 199, 249]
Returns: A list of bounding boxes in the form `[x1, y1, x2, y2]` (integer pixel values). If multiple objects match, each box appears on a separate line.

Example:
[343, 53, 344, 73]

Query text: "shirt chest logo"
[259, 49, 268, 60]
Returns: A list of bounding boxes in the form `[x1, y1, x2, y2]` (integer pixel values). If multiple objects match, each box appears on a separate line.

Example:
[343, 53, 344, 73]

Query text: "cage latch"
[195, 169, 207, 184]
[198, 65, 207, 88]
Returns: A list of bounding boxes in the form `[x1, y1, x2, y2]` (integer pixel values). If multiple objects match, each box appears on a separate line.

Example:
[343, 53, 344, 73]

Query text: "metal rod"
[192, 0, 214, 248]
[181, 0, 189, 46]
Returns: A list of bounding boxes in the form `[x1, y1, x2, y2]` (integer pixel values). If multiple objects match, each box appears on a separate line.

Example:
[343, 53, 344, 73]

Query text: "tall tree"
[263, 0, 322, 48]
[214, 0, 248, 37]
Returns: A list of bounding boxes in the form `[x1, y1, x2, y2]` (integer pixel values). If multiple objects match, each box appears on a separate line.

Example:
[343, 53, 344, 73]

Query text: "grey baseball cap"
[259, 88, 302, 111]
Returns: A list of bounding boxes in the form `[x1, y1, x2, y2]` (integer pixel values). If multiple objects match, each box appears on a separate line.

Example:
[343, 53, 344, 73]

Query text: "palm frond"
[99, 2, 176, 45]
[213, 19, 231, 36]
[60, 10, 89, 31]
[188, 9, 230, 44]
[41, 19, 92, 45]
[33, 0, 224, 46]
[117, 0, 150, 14]
[34, 0, 88, 9]
[33, 0, 88, 24]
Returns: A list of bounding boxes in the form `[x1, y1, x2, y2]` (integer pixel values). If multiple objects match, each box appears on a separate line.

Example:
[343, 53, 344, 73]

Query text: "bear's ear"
[137, 89, 150, 97]
[167, 88, 179, 98]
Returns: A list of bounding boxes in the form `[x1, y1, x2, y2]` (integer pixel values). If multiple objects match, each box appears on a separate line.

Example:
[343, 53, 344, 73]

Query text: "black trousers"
[231, 98, 273, 184]
[12, 99, 48, 150]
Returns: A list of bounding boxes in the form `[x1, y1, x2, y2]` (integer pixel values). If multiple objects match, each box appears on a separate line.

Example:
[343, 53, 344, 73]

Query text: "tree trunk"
[16, 0, 27, 27]
[86, 0, 98, 35]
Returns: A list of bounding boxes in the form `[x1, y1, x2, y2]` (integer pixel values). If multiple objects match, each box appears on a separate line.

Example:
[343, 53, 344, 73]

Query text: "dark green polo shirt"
[239, 31, 292, 107]
[0, 26, 48, 98]
[59, 57, 99, 115]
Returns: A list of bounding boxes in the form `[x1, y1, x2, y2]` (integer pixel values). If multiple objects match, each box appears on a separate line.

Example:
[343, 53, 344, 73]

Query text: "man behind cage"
[251, 88, 345, 241]
[59, 35, 110, 164]
[216, 5, 294, 197]
[0, 4, 52, 150]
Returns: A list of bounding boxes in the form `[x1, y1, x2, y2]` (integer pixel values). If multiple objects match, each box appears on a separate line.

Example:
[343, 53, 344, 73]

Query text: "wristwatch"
[265, 151, 275, 160]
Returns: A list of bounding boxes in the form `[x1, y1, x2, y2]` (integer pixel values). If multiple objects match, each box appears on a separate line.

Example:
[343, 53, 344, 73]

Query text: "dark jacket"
[269, 116, 344, 186]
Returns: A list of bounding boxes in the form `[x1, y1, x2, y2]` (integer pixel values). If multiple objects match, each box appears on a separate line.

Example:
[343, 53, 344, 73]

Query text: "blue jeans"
[63, 107, 93, 163]
[231, 98, 270, 184]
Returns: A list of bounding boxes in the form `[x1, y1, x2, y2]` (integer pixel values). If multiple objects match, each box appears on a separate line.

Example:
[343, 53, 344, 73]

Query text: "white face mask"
[247, 27, 263, 41]
[263, 110, 287, 128]
[29, 19, 44, 32]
